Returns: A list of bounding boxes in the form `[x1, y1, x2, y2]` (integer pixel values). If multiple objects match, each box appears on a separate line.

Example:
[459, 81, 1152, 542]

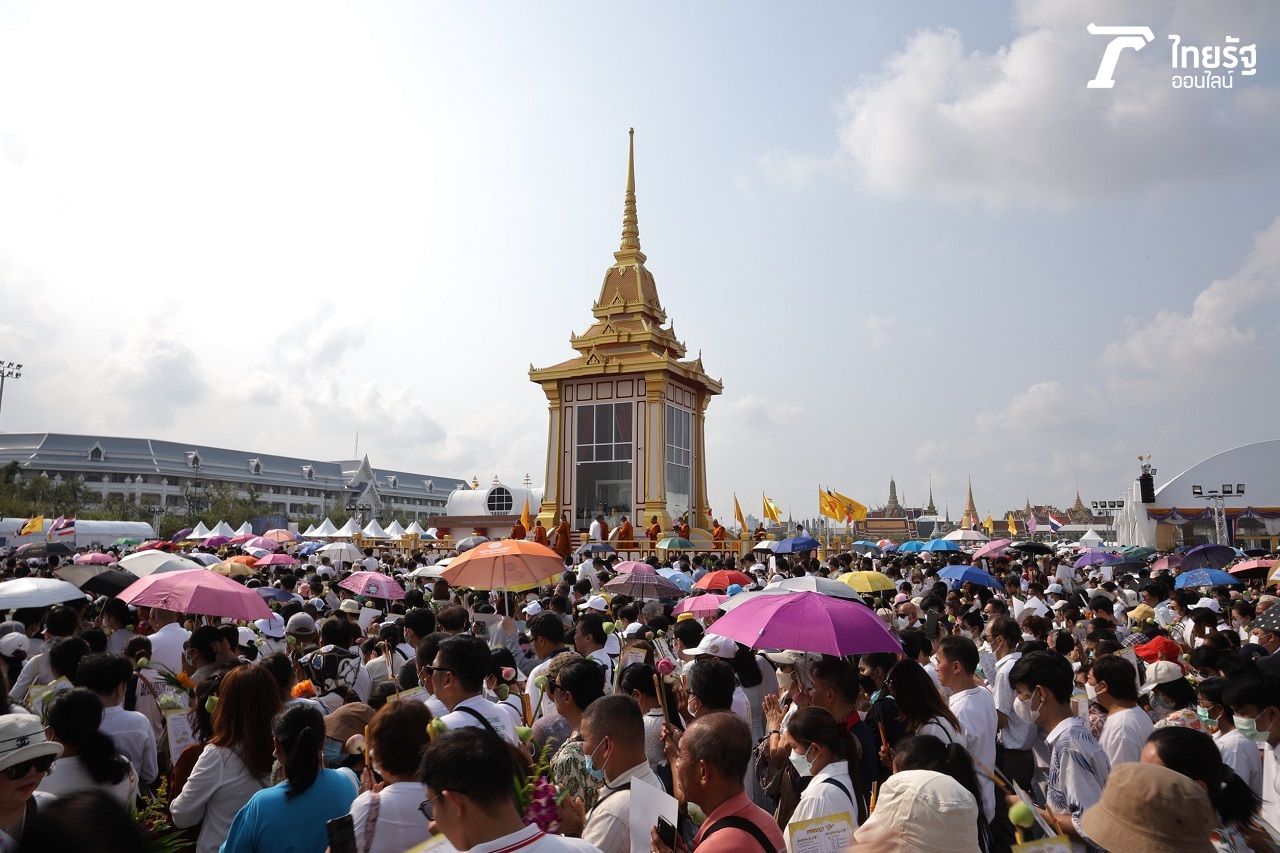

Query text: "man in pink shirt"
[652, 712, 784, 853]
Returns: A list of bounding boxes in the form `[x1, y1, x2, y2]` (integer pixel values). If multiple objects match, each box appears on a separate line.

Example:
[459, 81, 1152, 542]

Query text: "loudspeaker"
[1139, 473, 1156, 504]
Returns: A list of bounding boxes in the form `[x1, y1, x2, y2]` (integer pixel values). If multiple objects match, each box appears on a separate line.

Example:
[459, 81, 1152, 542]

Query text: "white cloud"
[772, 0, 1280, 206]
[862, 314, 895, 351]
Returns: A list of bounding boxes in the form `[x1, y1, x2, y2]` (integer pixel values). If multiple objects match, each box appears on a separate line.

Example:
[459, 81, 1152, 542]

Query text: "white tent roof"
[335, 518, 361, 537]
[189, 522, 211, 539]
[234, 521, 254, 536]
[301, 524, 319, 537]
[314, 518, 339, 537]
[206, 521, 235, 539]
[362, 520, 389, 539]
[405, 520, 426, 535]
[1079, 529, 1104, 544]
[384, 520, 406, 537]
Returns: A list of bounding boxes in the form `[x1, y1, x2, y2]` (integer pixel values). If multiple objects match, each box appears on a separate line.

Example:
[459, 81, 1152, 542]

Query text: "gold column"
[640, 375, 672, 530]
[692, 394, 711, 532]
[536, 383, 561, 526]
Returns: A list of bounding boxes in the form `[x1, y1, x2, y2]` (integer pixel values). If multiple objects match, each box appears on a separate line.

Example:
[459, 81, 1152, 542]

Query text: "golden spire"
[614, 128, 647, 267]
[962, 476, 978, 528]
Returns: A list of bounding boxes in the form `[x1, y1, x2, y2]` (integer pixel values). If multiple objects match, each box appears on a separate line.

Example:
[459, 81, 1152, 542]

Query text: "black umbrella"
[81, 569, 139, 598]
[15, 541, 74, 558]
[1244, 548, 1270, 558]
[1009, 541, 1053, 556]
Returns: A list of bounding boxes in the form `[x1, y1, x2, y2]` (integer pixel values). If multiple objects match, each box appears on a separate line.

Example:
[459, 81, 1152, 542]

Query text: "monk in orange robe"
[599, 517, 611, 543]
[616, 516, 634, 548]
[532, 519, 549, 547]
[645, 515, 661, 545]
[676, 516, 691, 540]
[711, 520, 726, 545]
[553, 512, 572, 561]
[510, 519, 527, 540]
[753, 523, 767, 541]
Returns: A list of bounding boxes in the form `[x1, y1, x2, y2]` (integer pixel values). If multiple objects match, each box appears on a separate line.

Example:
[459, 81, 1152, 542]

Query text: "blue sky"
[1, 1, 1277, 522]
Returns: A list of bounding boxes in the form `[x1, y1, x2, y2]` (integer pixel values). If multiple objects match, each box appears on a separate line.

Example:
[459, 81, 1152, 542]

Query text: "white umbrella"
[752, 540, 776, 552]
[187, 553, 221, 566]
[313, 518, 339, 537]
[385, 520, 407, 538]
[319, 542, 364, 564]
[119, 552, 205, 577]
[362, 520, 390, 539]
[722, 576, 861, 612]
[408, 565, 447, 580]
[944, 528, 989, 542]
[0, 577, 87, 609]
[335, 519, 361, 537]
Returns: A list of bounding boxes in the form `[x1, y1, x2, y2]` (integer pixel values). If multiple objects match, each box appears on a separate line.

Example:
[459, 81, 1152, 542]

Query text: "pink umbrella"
[246, 537, 281, 551]
[254, 553, 298, 567]
[339, 571, 405, 600]
[228, 535, 256, 545]
[672, 594, 729, 617]
[74, 553, 117, 565]
[118, 568, 271, 620]
[204, 536, 231, 548]
[612, 561, 651, 573]
[972, 539, 1012, 561]
[1151, 555, 1184, 573]
[263, 528, 297, 544]
[1230, 559, 1275, 576]
[710, 591, 902, 656]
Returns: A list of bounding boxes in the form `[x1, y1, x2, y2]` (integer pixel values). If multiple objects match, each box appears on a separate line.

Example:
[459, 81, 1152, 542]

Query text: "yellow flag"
[18, 516, 43, 536]
[763, 495, 784, 523]
[519, 497, 531, 531]
[830, 490, 868, 523]
[1006, 513, 1018, 537]
[733, 495, 747, 532]
[817, 488, 842, 522]
[982, 514, 994, 535]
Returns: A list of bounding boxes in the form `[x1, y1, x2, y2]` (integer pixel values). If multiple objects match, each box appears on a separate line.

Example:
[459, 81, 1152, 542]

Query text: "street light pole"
[1191, 483, 1245, 545]
[0, 361, 22, 429]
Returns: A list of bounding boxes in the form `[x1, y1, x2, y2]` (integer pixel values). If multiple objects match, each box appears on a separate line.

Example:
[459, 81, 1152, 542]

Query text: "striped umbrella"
[603, 567, 684, 600]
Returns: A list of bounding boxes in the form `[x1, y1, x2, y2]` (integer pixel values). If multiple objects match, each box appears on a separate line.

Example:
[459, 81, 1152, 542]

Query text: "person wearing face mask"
[895, 601, 922, 632]
[984, 616, 1038, 795]
[934, 637, 996, 828]
[858, 653, 906, 786]
[803, 658, 878, 813]
[564, 695, 662, 853]
[547, 658, 607, 810]
[1088, 654, 1152, 766]
[1007, 651, 1110, 847]
[346, 701, 431, 853]
[1140, 661, 1204, 730]
[782, 707, 859, 850]
[1223, 668, 1280, 838]
[1249, 605, 1280, 657]
[1197, 676, 1263, 798]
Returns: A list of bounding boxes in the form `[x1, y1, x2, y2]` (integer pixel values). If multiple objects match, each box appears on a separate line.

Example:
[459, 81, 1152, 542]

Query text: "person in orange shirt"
[616, 516, 634, 548]
[509, 518, 527, 540]
[553, 512, 572, 562]
[532, 519, 549, 547]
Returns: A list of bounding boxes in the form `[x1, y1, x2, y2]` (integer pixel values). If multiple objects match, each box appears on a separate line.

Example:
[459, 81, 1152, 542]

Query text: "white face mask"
[1021, 632, 1036, 643]
[1014, 690, 1043, 727]
[1085, 683, 1098, 702]
[789, 745, 815, 777]
[958, 629, 974, 641]
[897, 617, 911, 629]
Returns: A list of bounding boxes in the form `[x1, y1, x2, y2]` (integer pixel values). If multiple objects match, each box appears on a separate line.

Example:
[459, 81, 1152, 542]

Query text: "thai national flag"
[50, 516, 76, 536]
[1047, 514, 1064, 533]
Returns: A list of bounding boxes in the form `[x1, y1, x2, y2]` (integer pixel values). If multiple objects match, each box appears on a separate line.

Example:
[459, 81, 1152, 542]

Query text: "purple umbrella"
[710, 591, 902, 657]
[204, 536, 231, 548]
[1181, 544, 1236, 571]
[1073, 550, 1117, 568]
[602, 569, 683, 600]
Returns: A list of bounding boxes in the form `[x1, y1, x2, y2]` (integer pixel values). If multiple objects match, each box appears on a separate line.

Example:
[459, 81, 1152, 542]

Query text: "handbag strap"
[361, 790, 380, 853]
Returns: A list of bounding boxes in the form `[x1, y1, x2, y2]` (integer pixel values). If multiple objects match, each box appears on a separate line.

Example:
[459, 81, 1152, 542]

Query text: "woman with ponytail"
[783, 707, 861, 851]
[1142, 726, 1267, 852]
[891, 734, 992, 853]
[38, 688, 138, 804]
[221, 703, 358, 852]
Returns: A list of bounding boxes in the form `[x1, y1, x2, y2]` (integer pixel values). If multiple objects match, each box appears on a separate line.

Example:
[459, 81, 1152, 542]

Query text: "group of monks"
[505, 509, 729, 561]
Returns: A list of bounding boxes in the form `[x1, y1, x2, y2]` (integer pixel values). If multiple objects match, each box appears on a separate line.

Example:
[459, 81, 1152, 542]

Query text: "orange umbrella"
[441, 540, 565, 591]
[694, 569, 753, 591]
[262, 529, 297, 544]
[228, 555, 258, 565]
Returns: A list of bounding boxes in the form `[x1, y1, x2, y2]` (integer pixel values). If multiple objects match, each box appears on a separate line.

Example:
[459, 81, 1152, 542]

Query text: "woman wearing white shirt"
[784, 707, 860, 852]
[38, 688, 138, 805]
[349, 700, 433, 853]
[170, 665, 282, 853]
[883, 659, 963, 755]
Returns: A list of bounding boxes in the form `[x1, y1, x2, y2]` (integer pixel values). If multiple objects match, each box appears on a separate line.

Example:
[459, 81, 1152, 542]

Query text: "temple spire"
[925, 475, 937, 516]
[962, 476, 979, 529]
[614, 128, 647, 266]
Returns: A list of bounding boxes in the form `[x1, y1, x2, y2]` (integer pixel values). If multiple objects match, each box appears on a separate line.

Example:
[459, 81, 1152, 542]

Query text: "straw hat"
[849, 769, 978, 852]
[1080, 763, 1214, 853]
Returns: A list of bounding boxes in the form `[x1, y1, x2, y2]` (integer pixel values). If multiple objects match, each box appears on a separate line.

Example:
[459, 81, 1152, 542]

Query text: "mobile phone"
[326, 814, 357, 853]
[656, 816, 677, 847]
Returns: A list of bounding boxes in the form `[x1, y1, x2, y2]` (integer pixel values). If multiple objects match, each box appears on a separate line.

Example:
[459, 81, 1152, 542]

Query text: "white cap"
[688, 632, 737, 659]
[763, 649, 821, 667]
[254, 614, 286, 639]
[577, 595, 608, 612]
[237, 627, 256, 648]
[622, 622, 645, 639]
[1046, 583, 1064, 595]
[523, 601, 543, 617]
[1194, 597, 1221, 613]
[1140, 660, 1186, 696]
[0, 634, 28, 657]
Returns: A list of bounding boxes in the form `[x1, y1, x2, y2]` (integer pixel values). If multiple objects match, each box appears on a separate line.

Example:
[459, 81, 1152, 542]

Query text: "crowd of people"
[0, 533, 1278, 852]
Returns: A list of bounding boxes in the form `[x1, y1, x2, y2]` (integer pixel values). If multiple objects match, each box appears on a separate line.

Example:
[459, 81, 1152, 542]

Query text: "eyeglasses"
[420, 788, 467, 821]
[547, 682, 563, 694]
[422, 665, 454, 677]
[4, 754, 56, 780]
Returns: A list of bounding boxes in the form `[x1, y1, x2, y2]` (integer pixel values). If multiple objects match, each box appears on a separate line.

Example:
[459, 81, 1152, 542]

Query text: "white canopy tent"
[1079, 529, 1105, 547]
[207, 521, 235, 539]
[234, 522, 254, 536]
[314, 518, 339, 537]
[384, 520, 406, 538]
[188, 522, 212, 540]
[335, 518, 361, 537]
[405, 520, 426, 536]
[301, 523, 319, 537]
[362, 520, 390, 539]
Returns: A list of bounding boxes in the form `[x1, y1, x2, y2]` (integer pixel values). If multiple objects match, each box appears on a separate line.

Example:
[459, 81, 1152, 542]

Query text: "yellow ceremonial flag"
[983, 514, 994, 535]
[733, 495, 747, 532]
[18, 516, 43, 536]
[1006, 513, 1018, 537]
[830, 489, 868, 523]
[763, 495, 784, 523]
[519, 497, 531, 531]
[818, 488, 842, 522]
